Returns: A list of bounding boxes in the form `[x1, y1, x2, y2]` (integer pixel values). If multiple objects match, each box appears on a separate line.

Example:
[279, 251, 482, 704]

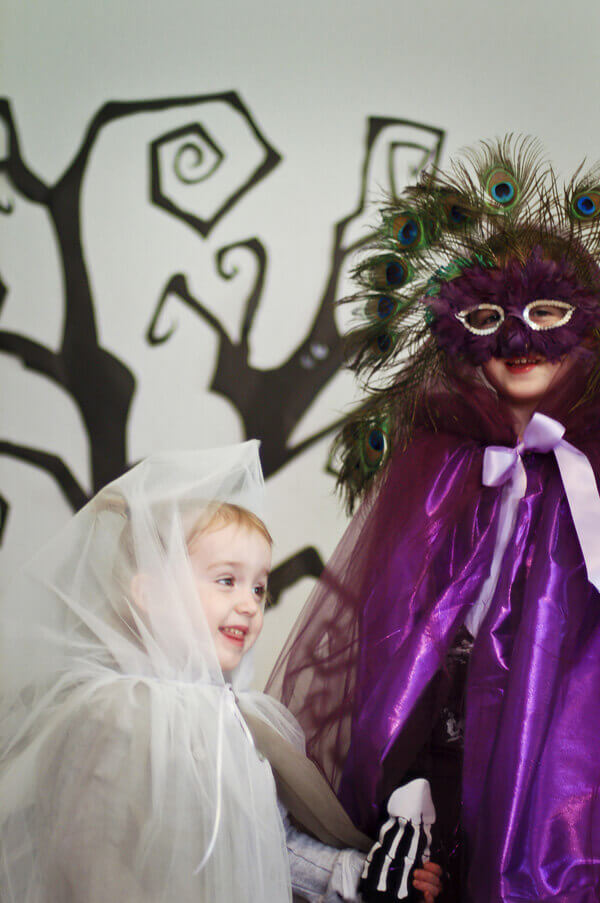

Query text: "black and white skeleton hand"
[359, 779, 436, 902]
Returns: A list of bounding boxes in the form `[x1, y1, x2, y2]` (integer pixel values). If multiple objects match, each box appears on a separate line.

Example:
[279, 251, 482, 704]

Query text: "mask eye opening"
[522, 299, 575, 331]
[455, 303, 505, 335]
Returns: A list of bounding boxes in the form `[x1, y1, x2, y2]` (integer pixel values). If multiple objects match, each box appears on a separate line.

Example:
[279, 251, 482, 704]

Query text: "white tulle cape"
[0, 442, 297, 903]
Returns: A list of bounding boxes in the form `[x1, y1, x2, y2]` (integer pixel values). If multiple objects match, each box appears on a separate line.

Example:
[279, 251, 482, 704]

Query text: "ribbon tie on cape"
[482, 412, 600, 592]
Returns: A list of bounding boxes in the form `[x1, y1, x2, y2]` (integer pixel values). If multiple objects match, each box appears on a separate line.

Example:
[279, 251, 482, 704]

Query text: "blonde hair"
[101, 499, 272, 635]
[187, 503, 273, 610]
[188, 502, 272, 547]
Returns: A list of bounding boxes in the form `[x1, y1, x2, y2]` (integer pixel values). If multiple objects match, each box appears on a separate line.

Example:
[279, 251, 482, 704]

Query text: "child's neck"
[509, 401, 538, 441]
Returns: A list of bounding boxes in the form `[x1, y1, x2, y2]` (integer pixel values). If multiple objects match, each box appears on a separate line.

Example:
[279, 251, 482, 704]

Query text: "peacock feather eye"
[449, 204, 467, 224]
[439, 193, 470, 227]
[367, 328, 397, 360]
[359, 422, 390, 473]
[376, 332, 392, 352]
[365, 294, 401, 321]
[372, 257, 412, 289]
[377, 296, 396, 319]
[484, 168, 519, 209]
[570, 190, 600, 220]
[390, 212, 423, 250]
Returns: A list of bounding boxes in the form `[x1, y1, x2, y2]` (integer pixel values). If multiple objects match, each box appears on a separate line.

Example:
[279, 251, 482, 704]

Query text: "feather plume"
[333, 135, 600, 511]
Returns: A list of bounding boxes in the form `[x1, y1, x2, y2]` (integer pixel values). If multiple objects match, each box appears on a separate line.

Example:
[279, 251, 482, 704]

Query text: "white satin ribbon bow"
[482, 412, 600, 592]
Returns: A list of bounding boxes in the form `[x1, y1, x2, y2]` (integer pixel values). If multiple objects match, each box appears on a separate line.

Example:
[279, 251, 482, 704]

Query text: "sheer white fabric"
[0, 441, 293, 903]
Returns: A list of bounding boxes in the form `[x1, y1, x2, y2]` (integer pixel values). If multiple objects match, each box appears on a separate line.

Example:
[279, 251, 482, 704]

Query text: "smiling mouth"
[219, 626, 248, 646]
[504, 355, 544, 372]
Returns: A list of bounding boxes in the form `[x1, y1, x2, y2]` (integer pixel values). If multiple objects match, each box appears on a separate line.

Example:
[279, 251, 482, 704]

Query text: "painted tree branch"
[0, 331, 65, 384]
[268, 546, 325, 609]
[0, 441, 88, 510]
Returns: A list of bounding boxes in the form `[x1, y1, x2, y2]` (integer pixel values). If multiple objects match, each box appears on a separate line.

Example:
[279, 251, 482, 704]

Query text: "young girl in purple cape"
[268, 138, 600, 902]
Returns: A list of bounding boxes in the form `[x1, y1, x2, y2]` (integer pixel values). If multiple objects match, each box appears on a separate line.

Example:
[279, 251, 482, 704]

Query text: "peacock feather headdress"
[334, 136, 600, 511]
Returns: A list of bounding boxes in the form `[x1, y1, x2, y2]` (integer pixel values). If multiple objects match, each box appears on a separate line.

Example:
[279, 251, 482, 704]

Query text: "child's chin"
[218, 651, 243, 673]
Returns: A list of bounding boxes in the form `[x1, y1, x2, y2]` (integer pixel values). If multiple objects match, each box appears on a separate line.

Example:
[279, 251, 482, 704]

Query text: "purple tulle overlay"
[268, 368, 600, 901]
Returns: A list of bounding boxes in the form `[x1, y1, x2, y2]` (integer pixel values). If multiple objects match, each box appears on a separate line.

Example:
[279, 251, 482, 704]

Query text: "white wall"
[2, 0, 600, 688]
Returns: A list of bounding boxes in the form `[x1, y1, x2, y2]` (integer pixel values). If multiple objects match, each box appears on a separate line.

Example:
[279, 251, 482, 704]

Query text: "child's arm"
[280, 804, 443, 903]
[279, 802, 366, 903]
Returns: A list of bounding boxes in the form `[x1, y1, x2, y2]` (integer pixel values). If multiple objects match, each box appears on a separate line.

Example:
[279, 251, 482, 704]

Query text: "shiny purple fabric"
[464, 460, 600, 900]
[339, 445, 600, 900]
[268, 368, 600, 901]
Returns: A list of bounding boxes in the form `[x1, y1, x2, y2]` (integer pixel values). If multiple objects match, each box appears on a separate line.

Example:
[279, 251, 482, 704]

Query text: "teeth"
[222, 627, 244, 638]
[508, 358, 539, 365]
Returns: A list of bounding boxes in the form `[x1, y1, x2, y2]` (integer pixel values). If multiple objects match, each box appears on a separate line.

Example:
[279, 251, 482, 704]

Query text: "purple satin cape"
[268, 371, 600, 901]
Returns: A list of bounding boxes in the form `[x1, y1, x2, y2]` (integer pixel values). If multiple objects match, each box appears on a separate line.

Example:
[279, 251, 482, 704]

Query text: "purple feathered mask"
[428, 247, 600, 365]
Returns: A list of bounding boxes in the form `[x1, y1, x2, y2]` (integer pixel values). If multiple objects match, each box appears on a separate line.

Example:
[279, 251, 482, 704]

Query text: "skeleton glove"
[359, 779, 436, 902]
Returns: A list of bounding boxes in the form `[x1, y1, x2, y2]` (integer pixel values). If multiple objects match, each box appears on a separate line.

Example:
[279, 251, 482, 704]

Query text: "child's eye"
[466, 308, 502, 329]
[253, 584, 267, 600]
[217, 577, 234, 587]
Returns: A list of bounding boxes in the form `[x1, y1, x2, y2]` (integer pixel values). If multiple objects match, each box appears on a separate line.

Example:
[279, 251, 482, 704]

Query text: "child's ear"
[130, 574, 153, 612]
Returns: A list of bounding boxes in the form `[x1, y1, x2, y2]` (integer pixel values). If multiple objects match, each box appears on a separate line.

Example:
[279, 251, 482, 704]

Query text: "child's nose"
[235, 589, 260, 615]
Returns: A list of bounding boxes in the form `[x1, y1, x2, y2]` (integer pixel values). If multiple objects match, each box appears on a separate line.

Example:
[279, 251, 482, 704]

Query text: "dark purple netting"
[267, 352, 600, 901]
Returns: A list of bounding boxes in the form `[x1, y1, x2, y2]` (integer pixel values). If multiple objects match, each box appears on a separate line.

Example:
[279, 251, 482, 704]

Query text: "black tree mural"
[0, 92, 444, 603]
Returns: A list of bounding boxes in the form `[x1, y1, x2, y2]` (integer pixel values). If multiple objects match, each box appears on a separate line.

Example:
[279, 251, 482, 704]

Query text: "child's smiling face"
[482, 352, 572, 409]
[187, 521, 270, 673]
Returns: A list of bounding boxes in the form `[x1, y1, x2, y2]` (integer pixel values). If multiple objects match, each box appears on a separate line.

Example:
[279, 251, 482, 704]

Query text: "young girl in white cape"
[0, 442, 441, 903]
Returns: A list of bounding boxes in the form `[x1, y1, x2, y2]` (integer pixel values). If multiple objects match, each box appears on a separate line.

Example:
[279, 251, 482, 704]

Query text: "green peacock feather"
[333, 135, 600, 512]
